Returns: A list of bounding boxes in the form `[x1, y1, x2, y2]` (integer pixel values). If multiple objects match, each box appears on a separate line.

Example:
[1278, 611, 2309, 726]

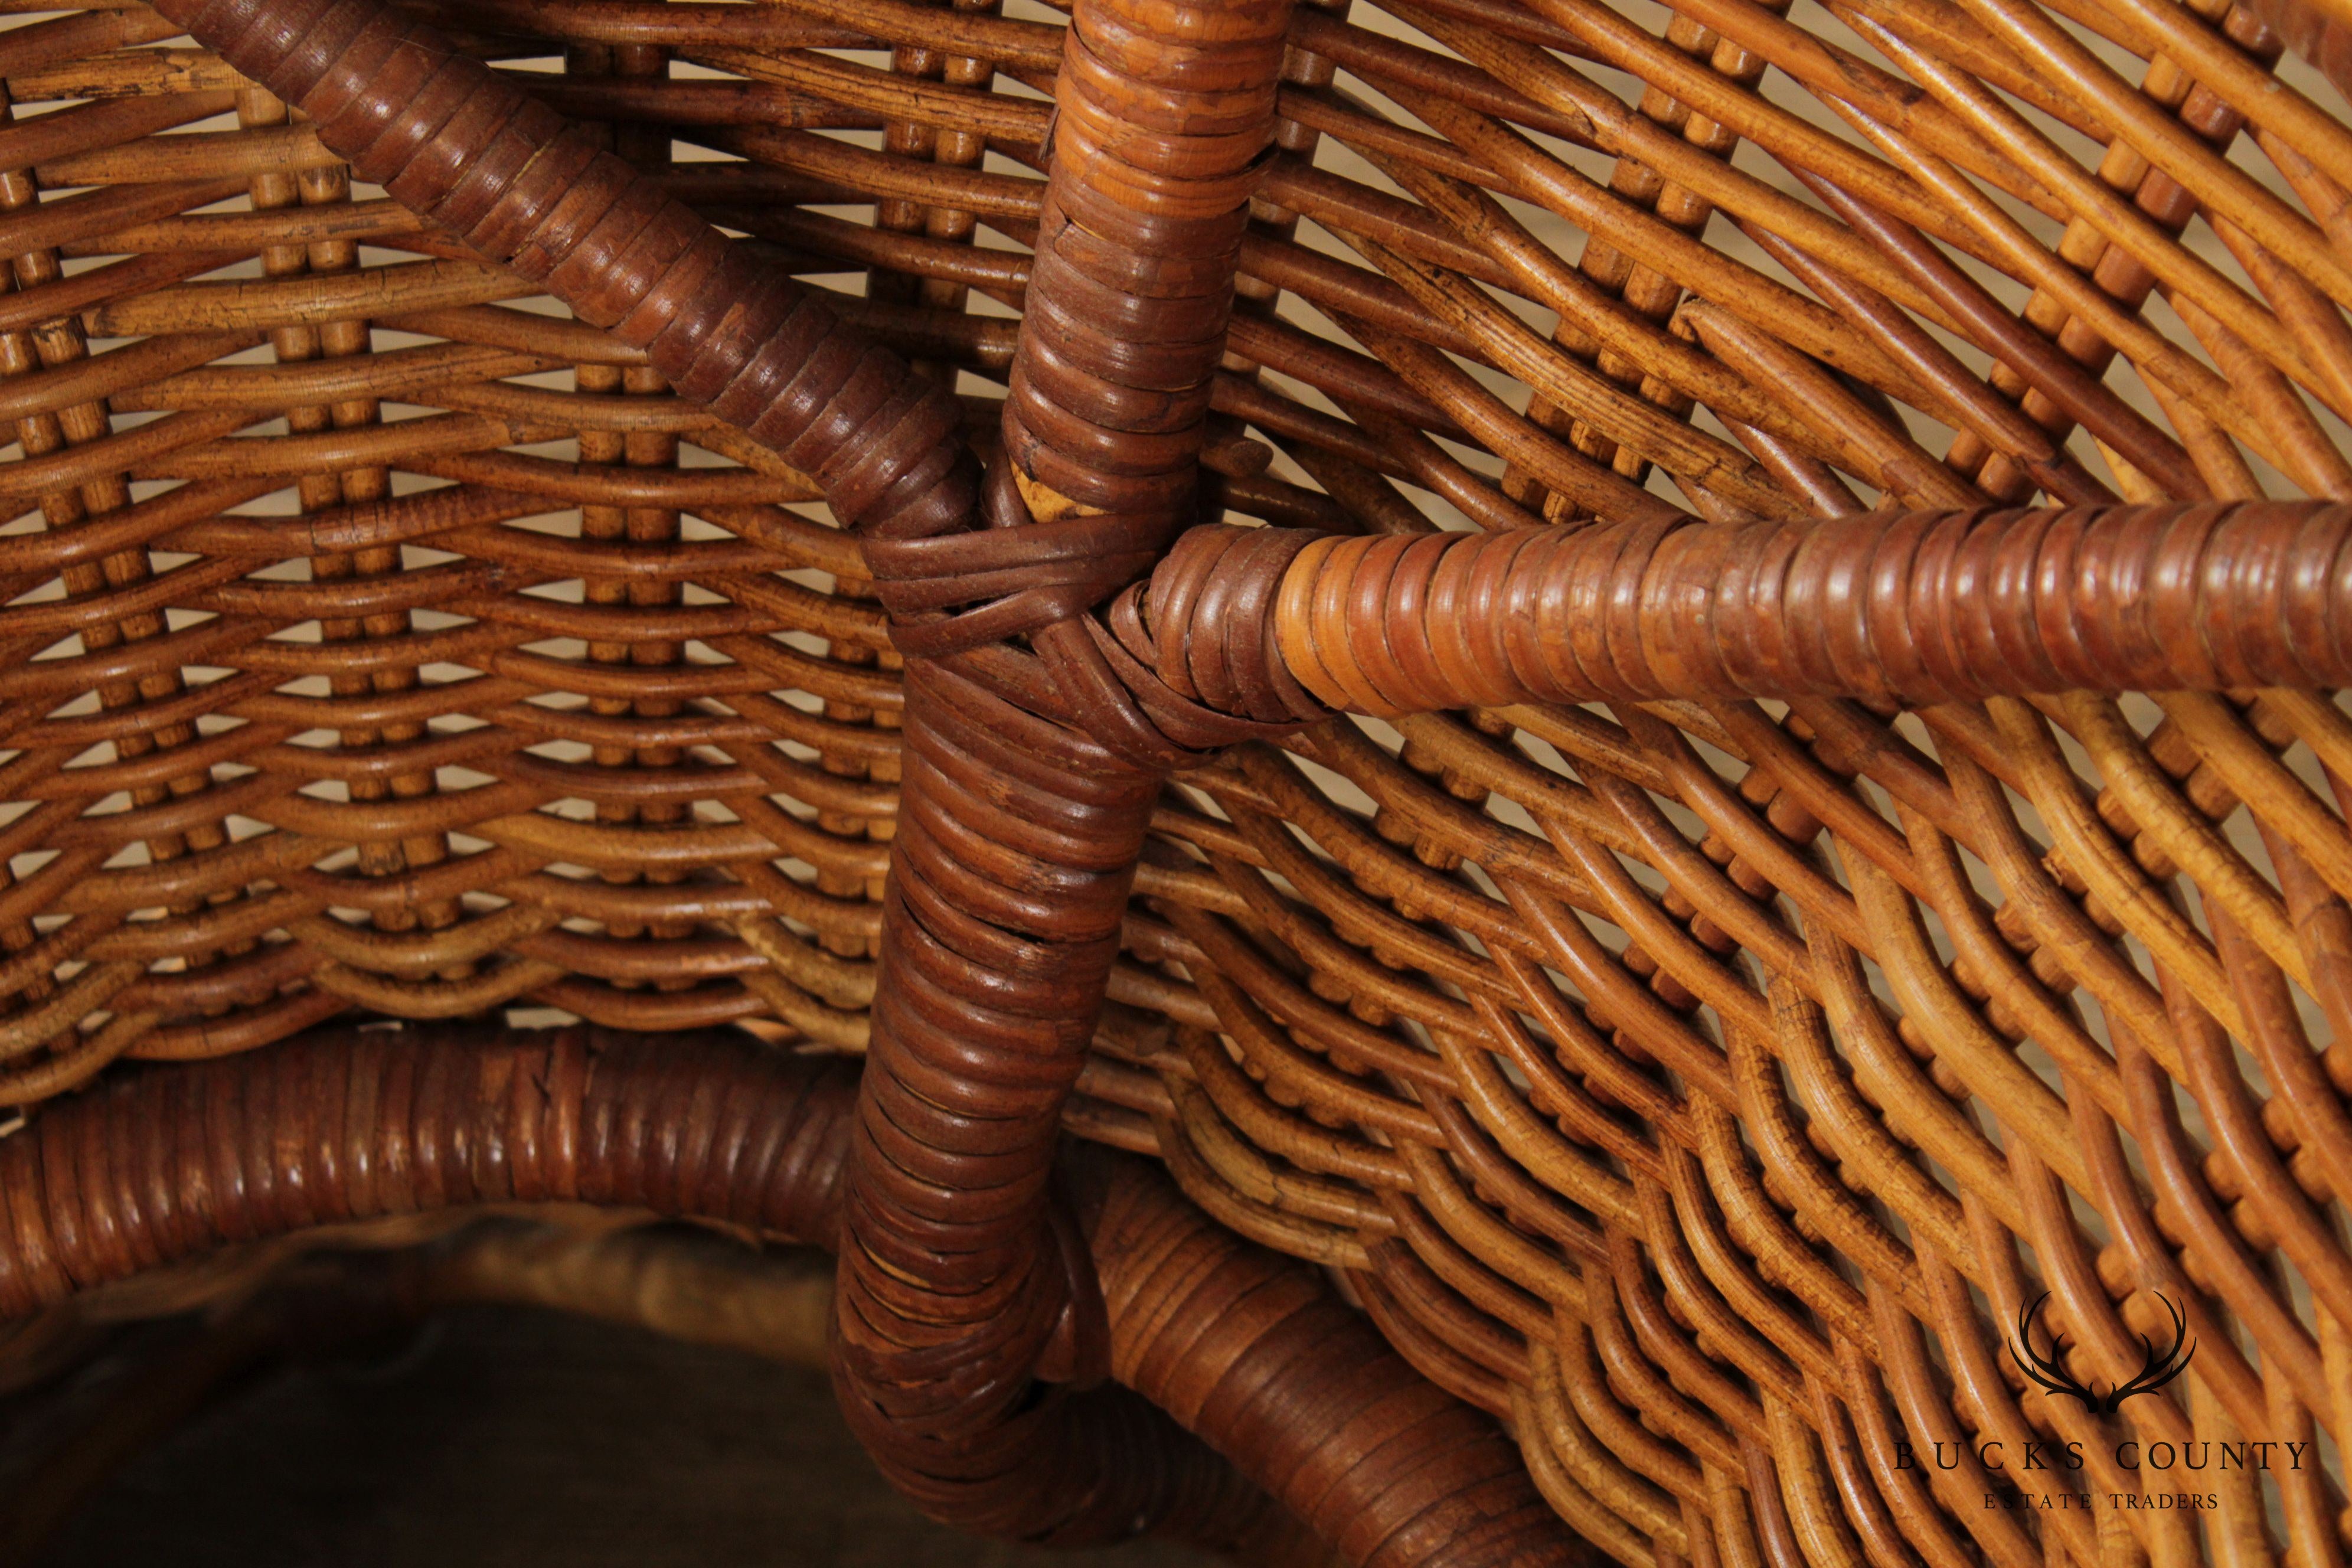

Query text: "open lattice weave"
[4, 0, 2352, 1562]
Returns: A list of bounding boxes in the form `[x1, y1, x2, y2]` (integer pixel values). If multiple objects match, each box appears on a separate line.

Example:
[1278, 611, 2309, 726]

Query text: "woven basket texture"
[5, 0, 2352, 1564]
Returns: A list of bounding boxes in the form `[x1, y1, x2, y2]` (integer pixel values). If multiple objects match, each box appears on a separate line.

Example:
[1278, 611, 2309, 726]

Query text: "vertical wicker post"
[826, 0, 1305, 1534]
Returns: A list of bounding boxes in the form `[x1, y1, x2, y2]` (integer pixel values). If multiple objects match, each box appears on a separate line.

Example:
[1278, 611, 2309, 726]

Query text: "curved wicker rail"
[0, 1022, 1576, 1567]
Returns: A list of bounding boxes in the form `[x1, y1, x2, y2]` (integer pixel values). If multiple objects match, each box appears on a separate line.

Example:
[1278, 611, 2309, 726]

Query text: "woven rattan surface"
[5, 0, 2352, 1563]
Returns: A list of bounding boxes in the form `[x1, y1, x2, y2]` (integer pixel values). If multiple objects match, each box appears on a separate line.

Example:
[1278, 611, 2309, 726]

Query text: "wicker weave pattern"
[6, 0, 2352, 1564]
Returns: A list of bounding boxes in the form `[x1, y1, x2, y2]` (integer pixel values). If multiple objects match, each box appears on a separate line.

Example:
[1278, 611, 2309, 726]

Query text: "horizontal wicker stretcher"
[4, 0, 2352, 1561]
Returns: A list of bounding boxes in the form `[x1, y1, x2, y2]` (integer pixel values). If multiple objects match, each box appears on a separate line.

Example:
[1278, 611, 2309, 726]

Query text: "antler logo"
[2010, 1292, 2196, 1415]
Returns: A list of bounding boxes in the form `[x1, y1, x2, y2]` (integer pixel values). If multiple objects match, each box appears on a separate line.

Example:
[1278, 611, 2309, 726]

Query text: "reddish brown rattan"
[4, 0, 2352, 1564]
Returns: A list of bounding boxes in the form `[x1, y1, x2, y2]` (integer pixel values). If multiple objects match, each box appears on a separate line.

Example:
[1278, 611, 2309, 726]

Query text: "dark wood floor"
[22, 1306, 1214, 1568]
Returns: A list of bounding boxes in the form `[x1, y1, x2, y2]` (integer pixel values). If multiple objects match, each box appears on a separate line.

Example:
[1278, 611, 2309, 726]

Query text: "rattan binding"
[4, 0, 2352, 1563]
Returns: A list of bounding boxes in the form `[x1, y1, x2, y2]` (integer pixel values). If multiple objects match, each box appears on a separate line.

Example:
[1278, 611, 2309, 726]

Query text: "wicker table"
[2, 0, 2351, 1562]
